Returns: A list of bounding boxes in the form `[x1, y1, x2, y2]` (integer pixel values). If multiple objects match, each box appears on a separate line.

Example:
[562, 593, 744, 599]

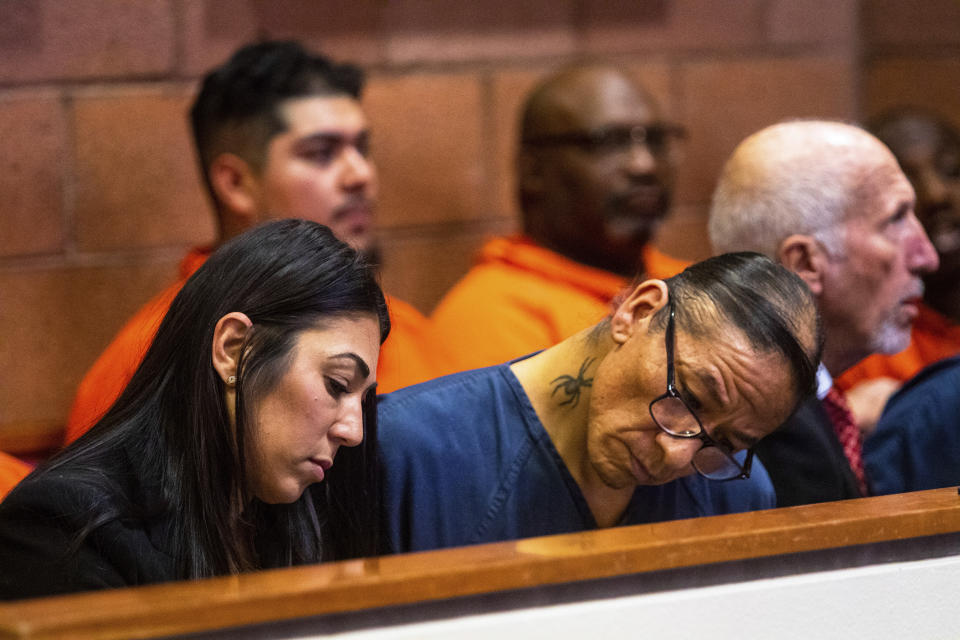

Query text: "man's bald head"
[708, 119, 939, 373]
[521, 66, 657, 140]
[516, 66, 680, 277]
[709, 120, 895, 258]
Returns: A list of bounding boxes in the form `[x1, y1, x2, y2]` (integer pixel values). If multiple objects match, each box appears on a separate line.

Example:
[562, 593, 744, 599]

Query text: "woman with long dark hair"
[0, 219, 390, 599]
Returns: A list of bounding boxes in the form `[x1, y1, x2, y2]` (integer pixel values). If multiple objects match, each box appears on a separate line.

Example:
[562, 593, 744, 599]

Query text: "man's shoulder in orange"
[431, 236, 632, 372]
[377, 294, 454, 393]
[64, 249, 211, 445]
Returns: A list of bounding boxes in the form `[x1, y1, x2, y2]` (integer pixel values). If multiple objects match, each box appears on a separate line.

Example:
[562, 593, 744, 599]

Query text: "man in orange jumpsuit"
[837, 109, 960, 414]
[431, 66, 688, 372]
[65, 41, 448, 444]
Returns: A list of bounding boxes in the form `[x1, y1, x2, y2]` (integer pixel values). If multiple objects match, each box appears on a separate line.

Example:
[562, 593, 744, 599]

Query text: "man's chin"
[604, 207, 667, 246]
[872, 324, 912, 356]
[328, 222, 376, 256]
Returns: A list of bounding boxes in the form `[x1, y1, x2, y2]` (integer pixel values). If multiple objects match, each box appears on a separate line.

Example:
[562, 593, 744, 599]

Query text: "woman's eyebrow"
[328, 353, 370, 379]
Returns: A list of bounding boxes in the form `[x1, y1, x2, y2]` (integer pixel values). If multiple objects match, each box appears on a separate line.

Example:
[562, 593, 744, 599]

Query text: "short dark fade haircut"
[652, 251, 823, 406]
[190, 40, 364, 195]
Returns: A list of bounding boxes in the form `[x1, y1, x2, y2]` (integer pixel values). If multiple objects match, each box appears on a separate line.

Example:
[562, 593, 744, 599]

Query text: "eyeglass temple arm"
[665, 298, 676, 389]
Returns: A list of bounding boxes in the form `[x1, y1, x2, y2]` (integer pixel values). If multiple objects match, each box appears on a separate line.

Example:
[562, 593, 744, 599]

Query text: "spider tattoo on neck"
[550, 357, 596, 408]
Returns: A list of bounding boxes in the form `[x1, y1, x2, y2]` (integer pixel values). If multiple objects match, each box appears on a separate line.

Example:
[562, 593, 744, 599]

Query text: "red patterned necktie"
[822, 386, 868, 496]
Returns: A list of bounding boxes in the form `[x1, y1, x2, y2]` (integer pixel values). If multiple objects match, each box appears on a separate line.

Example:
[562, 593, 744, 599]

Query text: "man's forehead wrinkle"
[681, 334, 772, 404]
[684, 364, 728, 407]
[679, 351, 775, 450]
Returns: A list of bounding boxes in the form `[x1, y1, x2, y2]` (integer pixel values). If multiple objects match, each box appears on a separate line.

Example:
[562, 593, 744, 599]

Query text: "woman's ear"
[609, 280, 669, 345]
[211, 312, 253, 385]
[778, 234, 826, 296]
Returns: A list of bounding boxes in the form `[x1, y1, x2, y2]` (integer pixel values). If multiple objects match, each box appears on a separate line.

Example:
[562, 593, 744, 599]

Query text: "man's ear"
[777, 234, 826, 296]
[211, 312, 253, 384]
[610, 280, 669, 345]
[208, 153, 262, 222]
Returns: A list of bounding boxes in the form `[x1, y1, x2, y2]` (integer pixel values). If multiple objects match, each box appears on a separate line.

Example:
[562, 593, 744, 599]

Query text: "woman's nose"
[329, 402, 364, 448]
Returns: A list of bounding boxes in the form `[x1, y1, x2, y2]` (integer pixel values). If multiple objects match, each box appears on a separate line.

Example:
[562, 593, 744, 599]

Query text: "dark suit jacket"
[0, 449, 177, 600]
[754, 396, 861, 508]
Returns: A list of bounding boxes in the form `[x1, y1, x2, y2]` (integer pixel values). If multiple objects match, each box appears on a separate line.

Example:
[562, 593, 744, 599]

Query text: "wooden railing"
[0, 488, 959, 639]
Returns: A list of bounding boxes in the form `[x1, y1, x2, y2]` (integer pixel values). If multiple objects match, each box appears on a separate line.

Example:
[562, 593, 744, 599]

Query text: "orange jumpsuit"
[430, 236, 689, 372]
[65, 248, 447, 444]
[837, 303, 960, 391]
[0, 451, 30, 502]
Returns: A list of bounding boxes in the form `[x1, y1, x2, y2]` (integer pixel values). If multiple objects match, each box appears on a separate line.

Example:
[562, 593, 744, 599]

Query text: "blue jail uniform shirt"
[378, 359, 776, 553]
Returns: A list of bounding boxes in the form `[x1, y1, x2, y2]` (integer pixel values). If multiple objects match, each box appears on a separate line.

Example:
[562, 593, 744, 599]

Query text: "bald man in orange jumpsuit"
[432, 66, 689, 371]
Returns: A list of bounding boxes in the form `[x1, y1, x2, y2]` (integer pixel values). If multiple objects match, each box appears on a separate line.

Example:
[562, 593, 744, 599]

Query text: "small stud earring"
[227, 375, 237, 385]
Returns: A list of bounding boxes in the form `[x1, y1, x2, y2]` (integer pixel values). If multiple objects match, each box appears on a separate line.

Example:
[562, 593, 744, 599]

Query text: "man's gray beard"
[870, 318, 912, 356]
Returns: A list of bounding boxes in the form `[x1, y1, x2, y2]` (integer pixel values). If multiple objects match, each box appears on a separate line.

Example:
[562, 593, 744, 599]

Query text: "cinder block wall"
[0, 0, 952, 452]
[862, 1, 960, 128]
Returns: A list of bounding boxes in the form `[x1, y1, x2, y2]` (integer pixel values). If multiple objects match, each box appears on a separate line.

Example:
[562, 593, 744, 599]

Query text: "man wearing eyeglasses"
[379, 252, 821, 552]
[709, 120, 940, 507]
[431, 65, 689, 373]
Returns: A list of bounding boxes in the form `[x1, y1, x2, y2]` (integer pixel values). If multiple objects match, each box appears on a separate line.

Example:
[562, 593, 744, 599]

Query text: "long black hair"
[48, 219, 390, 578]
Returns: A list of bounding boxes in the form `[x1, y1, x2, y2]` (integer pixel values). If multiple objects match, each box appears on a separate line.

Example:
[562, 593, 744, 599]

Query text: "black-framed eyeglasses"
[521, 123, 686, 158]
[648, 299, 753, 481]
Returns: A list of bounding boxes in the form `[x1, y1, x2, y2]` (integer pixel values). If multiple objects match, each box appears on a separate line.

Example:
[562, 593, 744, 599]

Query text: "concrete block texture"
[581, 0, 764, 54]
[365, 72, 487, 229]
[72, 85, 215, 252]
[678, 55, 856, 204]
[765, 0, 858, 46]
[0, 260, 179, 425]
[863, 0, 960, 48]
[865, 58, 960, 130]
[0, 92, 66, 257]
[384, 0, 577, 64]
[0, 0, 175, 83]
